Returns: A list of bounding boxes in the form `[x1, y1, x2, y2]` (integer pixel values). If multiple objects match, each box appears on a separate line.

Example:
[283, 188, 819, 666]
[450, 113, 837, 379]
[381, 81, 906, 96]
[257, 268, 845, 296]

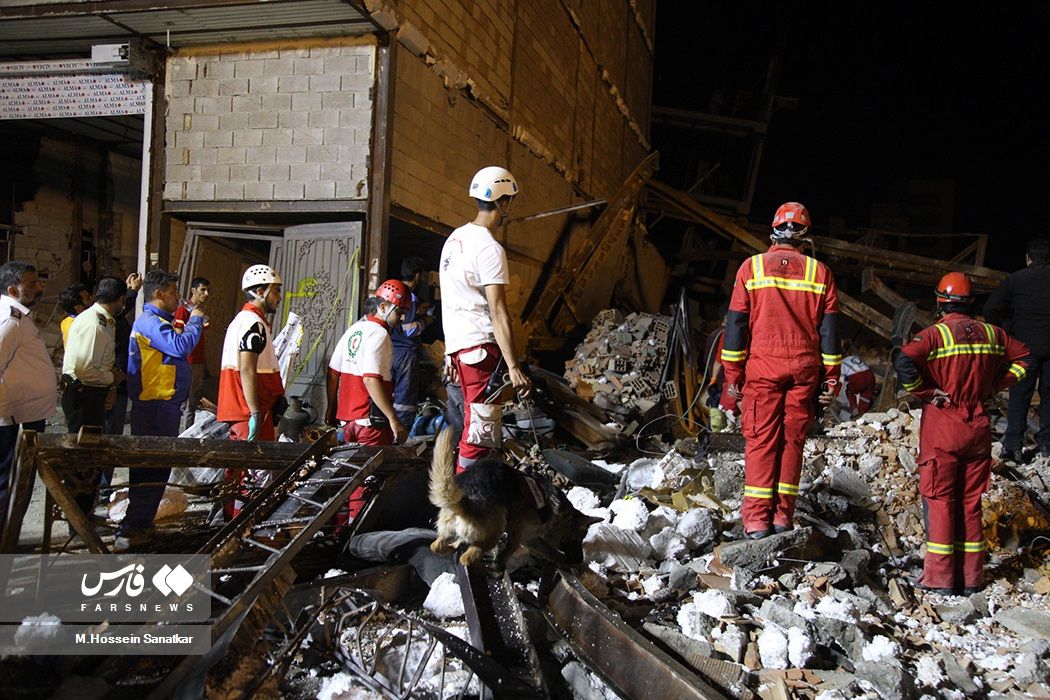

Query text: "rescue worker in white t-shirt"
[439, 166, 532, 471]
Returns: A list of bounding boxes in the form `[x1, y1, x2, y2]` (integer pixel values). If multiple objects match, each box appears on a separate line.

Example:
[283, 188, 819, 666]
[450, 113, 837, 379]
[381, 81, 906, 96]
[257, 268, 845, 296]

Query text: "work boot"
[746, 530, 770, 540]
[1000, 448, 1023, 464]
[962, 586, 982, 596]
[773, 524, 792, 534]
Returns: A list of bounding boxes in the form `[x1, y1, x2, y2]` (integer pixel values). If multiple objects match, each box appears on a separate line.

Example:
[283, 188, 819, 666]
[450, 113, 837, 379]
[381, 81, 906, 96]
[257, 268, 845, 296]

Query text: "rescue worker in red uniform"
[720, 202, 842, 539]
[894, 272, 1031, 595]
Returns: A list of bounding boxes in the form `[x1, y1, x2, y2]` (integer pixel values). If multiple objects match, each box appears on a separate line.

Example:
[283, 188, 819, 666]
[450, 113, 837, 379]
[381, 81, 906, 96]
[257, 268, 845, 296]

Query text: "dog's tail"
[429, 427, 464, 511]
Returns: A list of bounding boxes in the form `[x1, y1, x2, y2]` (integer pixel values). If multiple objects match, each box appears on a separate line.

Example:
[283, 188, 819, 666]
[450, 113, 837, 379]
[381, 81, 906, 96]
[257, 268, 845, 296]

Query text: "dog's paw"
[459, 545, 484, 566]
[431, 539, 452, 555]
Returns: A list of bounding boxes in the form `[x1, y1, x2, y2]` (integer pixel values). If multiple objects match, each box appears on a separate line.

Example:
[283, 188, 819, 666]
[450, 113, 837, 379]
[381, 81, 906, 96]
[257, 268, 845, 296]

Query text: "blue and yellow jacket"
[127, 303, 204, 403]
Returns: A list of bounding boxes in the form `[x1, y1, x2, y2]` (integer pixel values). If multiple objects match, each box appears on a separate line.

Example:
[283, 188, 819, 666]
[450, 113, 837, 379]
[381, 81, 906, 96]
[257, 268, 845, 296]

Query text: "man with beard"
[0, 261, 56, 538]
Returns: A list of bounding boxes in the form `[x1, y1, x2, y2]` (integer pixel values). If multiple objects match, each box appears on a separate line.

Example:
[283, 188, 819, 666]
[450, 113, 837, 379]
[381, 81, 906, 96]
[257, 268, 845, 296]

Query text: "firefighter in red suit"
[894, 272, 1031, 594]
[719, 202, 842, 539]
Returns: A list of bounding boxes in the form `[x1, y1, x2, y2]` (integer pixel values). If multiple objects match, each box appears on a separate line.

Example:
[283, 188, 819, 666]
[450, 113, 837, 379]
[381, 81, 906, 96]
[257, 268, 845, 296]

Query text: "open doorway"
[176, 220, 363, 413]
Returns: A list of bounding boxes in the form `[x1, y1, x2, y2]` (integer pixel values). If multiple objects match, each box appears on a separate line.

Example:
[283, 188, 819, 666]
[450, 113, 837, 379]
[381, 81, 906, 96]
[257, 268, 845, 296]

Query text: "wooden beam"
[524, 152, 658, 332]
[645, 181, 897, 337]
[37, 460, 108, 554]
[837, 294, 894, 340]
[0, 429, 38, 553]
[860, 269, 936, 330]
[810, 235, 1006, 284]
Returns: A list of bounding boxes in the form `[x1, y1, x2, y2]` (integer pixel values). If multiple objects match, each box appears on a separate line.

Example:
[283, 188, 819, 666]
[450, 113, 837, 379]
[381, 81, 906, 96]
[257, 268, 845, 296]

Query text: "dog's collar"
[517, 473, 552, 521]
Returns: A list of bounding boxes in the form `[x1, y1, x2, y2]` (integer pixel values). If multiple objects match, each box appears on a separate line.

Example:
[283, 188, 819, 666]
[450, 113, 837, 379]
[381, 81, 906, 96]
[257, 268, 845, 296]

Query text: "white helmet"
[469, 166, 519, 202]
[241, 264, 281, 291]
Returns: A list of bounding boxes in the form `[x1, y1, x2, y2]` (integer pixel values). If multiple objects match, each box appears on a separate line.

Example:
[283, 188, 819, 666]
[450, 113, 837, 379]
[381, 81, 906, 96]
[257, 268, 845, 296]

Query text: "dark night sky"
[652, 5, 1050, 270]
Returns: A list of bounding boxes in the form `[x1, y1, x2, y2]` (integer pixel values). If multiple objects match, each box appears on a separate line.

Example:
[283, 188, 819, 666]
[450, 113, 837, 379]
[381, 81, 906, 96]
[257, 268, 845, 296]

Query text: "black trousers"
[61, 383, 109, 517]
[1004, 350, 1050, 453]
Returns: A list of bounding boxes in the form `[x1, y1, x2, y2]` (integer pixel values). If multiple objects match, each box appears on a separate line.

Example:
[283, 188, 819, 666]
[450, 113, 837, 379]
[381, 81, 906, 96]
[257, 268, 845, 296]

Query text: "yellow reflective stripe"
[926, 541, 955, 555]
[721, 348, 747, 362]
[927, 322, 1004, 360]
[745, 277, 827, 293]
[822, 353, 843, 366]
[1009, 363, 1027, 380]
[902, 377, 924, 391]
[956, 540, 986, 553]
[743, 485, 774, 499]
[928, 344, 1004, 359]
[777, 482, 799, 495]
[744, 253, 827, 294]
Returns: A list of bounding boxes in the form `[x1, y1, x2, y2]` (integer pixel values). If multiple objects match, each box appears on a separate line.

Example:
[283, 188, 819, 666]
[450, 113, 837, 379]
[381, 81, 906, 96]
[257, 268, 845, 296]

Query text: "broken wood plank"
[647, 182, 899, 338]
[0, 429, 38, 552]
[525, 152, 658, 332]
[810, 235, 1006, 287]
[37, 460, 107, 554]
[29, 433, 307, 470]
[860, 269, 935, 330]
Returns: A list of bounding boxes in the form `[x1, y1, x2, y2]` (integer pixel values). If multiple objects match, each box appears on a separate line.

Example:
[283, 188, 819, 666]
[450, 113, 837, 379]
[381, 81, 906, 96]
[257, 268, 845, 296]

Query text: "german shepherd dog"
[429, 428, 601, 567]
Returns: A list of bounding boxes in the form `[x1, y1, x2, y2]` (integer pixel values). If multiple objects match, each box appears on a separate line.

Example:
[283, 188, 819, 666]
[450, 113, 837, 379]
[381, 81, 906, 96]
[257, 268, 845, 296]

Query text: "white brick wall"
[165, 40, 376, 202]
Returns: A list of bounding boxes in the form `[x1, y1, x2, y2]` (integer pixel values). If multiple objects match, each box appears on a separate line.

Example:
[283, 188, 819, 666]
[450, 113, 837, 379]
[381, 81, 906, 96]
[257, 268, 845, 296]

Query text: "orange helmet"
[935, 272, 974, 304]
[375, 279, 410, 309]
[772, 202, 811, 238]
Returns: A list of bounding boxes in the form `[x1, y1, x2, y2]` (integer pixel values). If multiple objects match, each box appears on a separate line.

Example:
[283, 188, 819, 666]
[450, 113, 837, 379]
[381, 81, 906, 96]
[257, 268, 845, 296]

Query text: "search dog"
[428, 427, 600, 567]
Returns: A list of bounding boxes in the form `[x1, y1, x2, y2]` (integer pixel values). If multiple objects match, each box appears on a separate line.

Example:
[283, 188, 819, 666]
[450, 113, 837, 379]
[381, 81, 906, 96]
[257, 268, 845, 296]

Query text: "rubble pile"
[572, 408, 1050, 699]
[564, 309, 674, 421]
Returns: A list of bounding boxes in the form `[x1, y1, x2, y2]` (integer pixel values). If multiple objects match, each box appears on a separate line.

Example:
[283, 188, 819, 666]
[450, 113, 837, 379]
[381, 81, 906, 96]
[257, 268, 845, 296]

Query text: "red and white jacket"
[217, 303, 285, 422]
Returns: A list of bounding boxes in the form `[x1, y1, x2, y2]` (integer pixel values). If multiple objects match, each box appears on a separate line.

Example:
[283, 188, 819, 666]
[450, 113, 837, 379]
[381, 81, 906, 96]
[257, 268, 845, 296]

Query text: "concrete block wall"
[164, 38, 376, 201]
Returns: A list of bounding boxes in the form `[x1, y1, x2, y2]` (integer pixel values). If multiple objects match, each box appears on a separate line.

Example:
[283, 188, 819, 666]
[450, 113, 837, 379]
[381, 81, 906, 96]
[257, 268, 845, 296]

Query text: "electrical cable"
[633, 325, 724, 455]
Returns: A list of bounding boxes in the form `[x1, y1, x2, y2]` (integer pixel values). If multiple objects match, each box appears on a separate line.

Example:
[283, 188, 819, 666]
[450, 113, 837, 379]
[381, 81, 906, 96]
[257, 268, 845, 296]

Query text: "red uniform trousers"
[845, 368, 876, 415]
[223, 411, 276, 520]
[740, 354, 821, 534]
[337, 421, 393, 524]
[450, 342, 502, 472]
[918, 402, 991, 590]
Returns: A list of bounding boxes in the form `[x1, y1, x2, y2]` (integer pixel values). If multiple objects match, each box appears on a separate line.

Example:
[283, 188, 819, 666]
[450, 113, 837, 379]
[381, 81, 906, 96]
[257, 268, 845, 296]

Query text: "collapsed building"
[2, 2, 1049, 699]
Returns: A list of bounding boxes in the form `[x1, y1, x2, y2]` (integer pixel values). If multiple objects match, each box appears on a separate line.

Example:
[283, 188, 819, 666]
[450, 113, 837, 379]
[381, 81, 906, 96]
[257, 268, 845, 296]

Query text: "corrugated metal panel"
[0, 0, 373, 58]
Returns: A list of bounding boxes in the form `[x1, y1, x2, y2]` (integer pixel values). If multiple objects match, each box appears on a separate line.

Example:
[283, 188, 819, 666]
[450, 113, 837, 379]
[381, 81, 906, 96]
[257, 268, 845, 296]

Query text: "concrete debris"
[609, 497, 649, 532]
[583, 522, 651, 572]
[568, 405, 1050, 698]
[107, 485, 188, 523]
[564, 309, 673, 422]
[422, 572, 464, 618]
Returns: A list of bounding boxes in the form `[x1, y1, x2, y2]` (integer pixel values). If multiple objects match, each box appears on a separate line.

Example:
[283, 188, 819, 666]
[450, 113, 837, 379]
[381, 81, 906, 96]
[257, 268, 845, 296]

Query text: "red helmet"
[935, 272, 974, 304]
[772, 202, 811, 230]
[375, 279, 410, 310]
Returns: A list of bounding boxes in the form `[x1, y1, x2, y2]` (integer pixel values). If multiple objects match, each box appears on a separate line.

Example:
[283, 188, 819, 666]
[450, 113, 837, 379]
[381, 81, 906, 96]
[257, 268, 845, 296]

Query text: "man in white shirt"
[439, 166, 531, 470]
[0, 261, 56, 538]
[62, 275, 127, 518]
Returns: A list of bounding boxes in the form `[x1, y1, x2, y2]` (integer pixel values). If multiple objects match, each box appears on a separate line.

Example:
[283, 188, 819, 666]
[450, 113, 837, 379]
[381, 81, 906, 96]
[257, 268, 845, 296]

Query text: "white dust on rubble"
[107, 485, 188, 523]
[574, 405, 1050, 696]
[423, 572, 465, 618]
